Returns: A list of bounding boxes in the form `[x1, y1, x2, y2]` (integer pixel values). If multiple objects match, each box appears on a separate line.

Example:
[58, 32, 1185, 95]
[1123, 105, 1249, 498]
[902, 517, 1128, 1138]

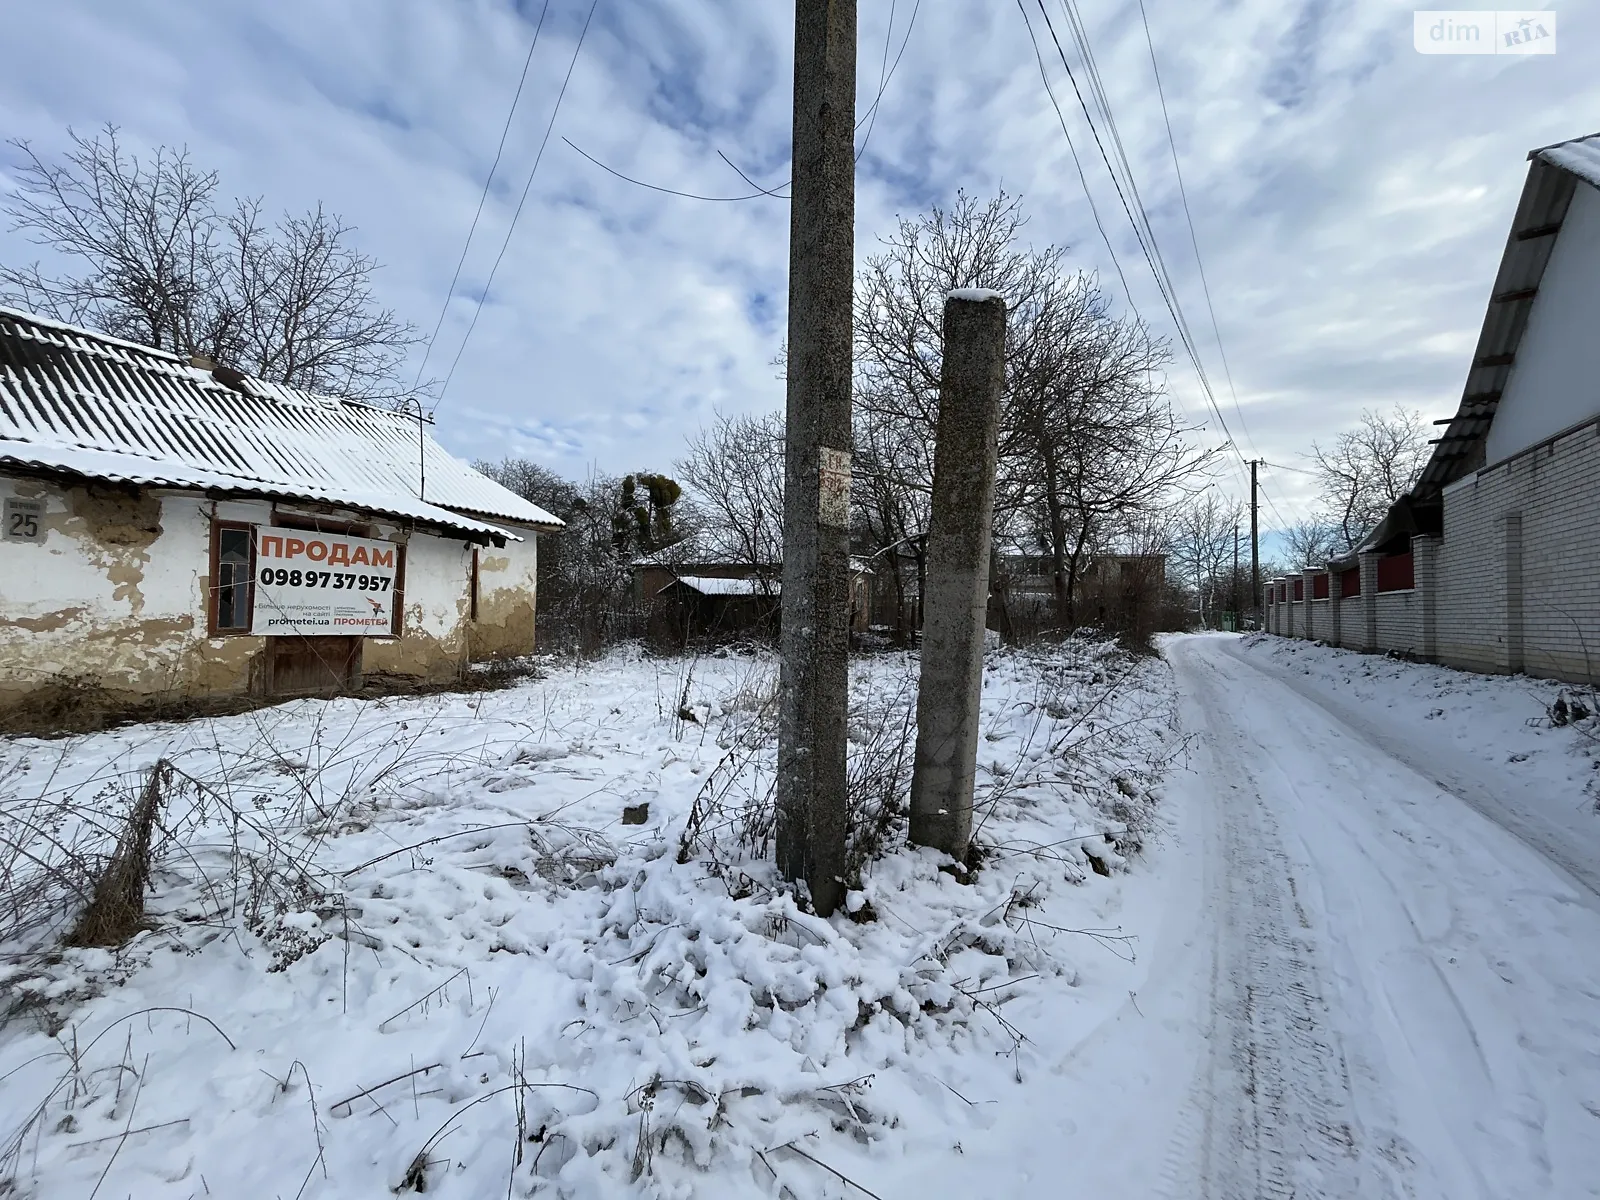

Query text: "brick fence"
[1264, 416, 1600, 685]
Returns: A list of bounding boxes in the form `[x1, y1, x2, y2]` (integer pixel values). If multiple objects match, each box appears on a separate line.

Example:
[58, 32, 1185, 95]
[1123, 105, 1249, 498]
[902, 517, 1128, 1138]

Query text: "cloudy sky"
[0, 0, 1591, 540]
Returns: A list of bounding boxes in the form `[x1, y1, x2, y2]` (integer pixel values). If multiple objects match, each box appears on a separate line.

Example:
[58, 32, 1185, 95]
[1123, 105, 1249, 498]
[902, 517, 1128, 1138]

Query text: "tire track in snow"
[1179, 650, 1411, 1200]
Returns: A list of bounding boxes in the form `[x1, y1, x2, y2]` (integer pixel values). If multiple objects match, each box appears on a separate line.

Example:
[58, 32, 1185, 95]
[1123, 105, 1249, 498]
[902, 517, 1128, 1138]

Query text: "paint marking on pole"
[818, 447, 851, 527]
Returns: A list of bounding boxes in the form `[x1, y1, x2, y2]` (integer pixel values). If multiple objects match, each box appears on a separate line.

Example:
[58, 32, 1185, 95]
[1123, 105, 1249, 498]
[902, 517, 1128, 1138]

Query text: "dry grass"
[63, 762, 167, 948]
[0, 661, 544, 740]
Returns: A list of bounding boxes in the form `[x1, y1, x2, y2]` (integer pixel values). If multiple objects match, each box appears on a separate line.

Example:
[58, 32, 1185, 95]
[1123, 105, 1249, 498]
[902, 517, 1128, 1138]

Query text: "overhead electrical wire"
[1035, 0, 1221, 411]
[1132, 0, 1261, 462]
[436, 0, 602, 407]
[412, 0, 553, 393]
[1015, 0, 1137, 309]
[562, 1, 920, 204]
[1024, 0, 1268, 510]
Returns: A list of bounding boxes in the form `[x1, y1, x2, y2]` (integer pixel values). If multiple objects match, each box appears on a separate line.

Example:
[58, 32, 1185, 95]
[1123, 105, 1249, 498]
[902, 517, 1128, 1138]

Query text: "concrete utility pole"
[1249, 459, 1261, 623]
[776, 0, 856, 918]
[1232, 519, 1240, 620]
[910, 290, 1007, 863]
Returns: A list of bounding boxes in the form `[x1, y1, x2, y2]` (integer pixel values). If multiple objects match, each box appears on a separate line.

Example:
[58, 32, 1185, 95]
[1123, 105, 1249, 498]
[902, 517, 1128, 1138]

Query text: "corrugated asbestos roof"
[1411, 131, 1600, 502]
[0, 307, 562, 540]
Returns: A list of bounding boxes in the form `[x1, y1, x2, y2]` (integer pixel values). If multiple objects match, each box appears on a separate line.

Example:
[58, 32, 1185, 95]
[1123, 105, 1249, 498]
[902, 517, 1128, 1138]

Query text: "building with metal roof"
[0, 307, 563, 716]
[1264, 133, 1600, 683]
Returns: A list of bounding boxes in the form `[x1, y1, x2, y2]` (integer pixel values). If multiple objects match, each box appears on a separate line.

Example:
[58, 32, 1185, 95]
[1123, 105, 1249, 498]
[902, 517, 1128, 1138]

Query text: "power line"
[412, 0, 553, 392]
[1133, 0, 1260, 460]
[856, 0, 921, 161]
[1015, 0, 1137, 333]
[562, 0, 920, 203]
[1026, 0, 1257, 504]
[436, 0, 602, 407]
[562, 138, 785, 201]
[1030, 3, 1231, 437]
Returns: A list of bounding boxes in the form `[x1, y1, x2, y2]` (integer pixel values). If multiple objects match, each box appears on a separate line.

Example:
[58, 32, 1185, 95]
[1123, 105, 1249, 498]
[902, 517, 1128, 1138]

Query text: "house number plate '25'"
[4, 497, 44, 543]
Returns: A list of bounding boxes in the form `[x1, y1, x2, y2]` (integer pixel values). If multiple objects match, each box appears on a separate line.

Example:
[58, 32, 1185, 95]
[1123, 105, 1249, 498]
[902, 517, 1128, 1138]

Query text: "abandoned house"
[1265, 131, 1600, 683]
[0, 306, 562, 708]
[633, 546, 873, 638]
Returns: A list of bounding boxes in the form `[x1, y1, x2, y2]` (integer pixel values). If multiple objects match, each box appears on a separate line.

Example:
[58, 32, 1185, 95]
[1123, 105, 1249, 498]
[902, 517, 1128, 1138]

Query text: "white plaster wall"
[473, 529, 539, 657]
[1487, 181, 1600, 464]
[397, 528, 473, 641]
[0, 475, 222, 696]
[0, 475, 518, 699]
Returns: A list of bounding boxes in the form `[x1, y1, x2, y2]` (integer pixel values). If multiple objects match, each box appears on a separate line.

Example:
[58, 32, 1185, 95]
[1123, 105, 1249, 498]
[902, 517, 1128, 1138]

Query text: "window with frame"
[469, 548, 480, 623]
[211, 522, 254, 632]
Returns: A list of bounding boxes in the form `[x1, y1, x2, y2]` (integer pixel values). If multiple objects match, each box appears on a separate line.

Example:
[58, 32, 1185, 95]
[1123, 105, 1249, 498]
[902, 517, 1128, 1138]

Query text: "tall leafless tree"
[1, 125, 418, 403]
[1006, 274, 1212, 627]
[853, 190, 1213, 637]
[1281, 517, 1342, 569]
[1310, 406, 1432, 551]
[675, 409, 785, 590]
[1170, 491, 1246, 627]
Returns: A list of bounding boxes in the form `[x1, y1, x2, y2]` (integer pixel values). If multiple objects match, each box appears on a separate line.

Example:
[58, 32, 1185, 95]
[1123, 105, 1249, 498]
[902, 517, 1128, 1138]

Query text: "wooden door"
[267, 636, 362, 696]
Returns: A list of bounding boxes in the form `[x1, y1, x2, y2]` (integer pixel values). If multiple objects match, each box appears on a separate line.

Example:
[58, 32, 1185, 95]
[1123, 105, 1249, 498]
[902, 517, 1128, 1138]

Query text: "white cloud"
[1, 0, 1593, 536]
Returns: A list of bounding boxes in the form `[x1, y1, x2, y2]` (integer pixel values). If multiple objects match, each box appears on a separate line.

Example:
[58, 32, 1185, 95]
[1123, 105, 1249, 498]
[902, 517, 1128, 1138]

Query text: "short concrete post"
[1301, 568, 1318, 640]
[1412, 535, 1440, 662]
[910, 290, 1007, 861]
[1358, 551, 1380, 651]
[1327, 564, 1343, 646]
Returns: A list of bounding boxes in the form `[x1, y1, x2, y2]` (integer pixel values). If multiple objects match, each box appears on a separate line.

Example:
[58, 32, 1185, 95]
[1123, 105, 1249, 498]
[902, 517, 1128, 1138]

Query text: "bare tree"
[1281, 517, 1342, 569]
[1310, 406, 1432, 551]
[476, 459, 690, 654]
[1, 125, 417, 403]
[1006, 273, 1212, 627]
[853, 190, 1065, 631]
[675, 409, 785, 587]
[1170, 491, 1246, 627]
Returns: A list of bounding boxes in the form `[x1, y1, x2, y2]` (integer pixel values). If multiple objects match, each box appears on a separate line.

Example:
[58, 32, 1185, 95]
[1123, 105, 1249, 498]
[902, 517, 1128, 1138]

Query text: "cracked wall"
[1, 473, 543, 706]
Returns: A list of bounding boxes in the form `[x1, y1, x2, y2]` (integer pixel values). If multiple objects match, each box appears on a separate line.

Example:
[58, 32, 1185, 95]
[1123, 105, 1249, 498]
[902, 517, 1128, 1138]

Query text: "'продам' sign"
[250, 528, 399, 637]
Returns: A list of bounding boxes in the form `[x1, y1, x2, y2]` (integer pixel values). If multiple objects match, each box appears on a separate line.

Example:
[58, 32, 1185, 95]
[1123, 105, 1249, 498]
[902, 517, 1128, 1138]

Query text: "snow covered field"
[0, 641, 1183, 1199]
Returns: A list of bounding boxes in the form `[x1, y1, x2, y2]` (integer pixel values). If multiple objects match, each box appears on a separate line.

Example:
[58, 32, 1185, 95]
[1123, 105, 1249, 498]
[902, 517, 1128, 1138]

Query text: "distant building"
[0, 307, 561, 709]
[1265, 132, 1600, 681]
[633, 545, 872, 638]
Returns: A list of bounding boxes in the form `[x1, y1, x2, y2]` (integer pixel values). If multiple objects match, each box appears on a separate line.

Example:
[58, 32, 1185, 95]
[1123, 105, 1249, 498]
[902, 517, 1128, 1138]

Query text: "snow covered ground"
[1232, 632, 1600, 894]
[0, 640, 1184, 1199]
[1163, 634, 1600, 1198]
[11, 632, 1599, 1199]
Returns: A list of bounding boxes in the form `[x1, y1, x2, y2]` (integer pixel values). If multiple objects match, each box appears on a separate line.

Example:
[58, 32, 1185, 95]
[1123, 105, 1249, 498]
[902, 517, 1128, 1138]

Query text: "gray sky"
[0, 1, 1591, 544]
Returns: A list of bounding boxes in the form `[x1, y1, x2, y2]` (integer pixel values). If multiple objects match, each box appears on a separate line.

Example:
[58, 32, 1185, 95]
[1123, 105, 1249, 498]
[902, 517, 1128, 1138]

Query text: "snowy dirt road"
[1167, 634, 1600, 1200]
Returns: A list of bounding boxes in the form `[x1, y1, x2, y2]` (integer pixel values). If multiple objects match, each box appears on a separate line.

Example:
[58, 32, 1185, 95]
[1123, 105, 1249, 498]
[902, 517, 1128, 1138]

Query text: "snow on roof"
[0, 307, 562, 538]
[1405, 131, 1600, 510]
[1536, 132, 1600, 191]
[660, 575, 780, 597]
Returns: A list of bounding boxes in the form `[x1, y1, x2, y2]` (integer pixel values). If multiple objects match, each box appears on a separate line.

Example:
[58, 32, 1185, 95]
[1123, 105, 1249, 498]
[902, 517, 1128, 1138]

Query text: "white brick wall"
[1375, 591, 1420, 654]
[1266, 418, 1600, 684]
[1437, 420, 1600, 682]
[1338, 596, 1363, 648]
[1308, 599, 1332, 640]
